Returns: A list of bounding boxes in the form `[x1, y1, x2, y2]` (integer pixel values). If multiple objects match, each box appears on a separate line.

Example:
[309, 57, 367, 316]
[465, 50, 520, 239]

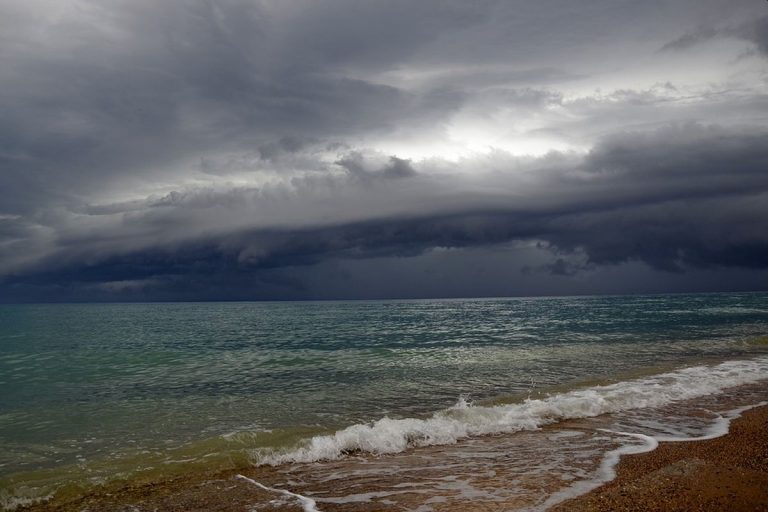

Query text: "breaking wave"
[259, 357, 768, 464]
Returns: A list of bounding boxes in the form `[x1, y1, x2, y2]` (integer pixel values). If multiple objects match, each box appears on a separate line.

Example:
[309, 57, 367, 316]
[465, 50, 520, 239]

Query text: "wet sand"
[552, 404, 768, 512]
[16, 404, 768, 512]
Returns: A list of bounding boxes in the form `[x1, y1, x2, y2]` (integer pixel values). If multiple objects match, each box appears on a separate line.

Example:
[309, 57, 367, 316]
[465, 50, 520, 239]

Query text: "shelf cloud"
[2, 0, 767, 301]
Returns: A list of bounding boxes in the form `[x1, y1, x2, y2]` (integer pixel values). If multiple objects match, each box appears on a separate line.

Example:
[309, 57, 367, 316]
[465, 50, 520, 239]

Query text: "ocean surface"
[1, 292, 768, 510]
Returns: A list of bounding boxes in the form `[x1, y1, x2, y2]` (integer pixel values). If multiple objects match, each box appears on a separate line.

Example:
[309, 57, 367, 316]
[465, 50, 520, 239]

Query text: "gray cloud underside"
[661, 15, 768, 56]
[4, 124, 767, 291]
[1, 0, 768, 299]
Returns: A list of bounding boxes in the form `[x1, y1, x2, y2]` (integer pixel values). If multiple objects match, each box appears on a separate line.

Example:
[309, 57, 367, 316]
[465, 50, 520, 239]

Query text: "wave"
[700, 307, 768, 315]
[259, 357, 768, 465]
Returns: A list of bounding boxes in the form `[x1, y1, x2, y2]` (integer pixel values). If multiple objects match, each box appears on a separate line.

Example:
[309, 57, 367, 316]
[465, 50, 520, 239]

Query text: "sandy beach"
[16, 402, 768, 512]
[551, 404, 768, 512]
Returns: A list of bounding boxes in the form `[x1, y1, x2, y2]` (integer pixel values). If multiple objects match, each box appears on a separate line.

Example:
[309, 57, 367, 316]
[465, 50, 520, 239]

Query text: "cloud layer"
[1, 0, 767, 301]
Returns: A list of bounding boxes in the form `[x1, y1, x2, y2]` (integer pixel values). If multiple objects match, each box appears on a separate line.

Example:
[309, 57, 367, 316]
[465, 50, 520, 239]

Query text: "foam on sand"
[535, 401, 768, 511]
[236, 474, 321, 512]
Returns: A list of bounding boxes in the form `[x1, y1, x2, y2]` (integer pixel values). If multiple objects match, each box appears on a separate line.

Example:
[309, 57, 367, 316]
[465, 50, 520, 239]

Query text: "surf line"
[533, 401, 768, 511]
[236, 474, 321, 512]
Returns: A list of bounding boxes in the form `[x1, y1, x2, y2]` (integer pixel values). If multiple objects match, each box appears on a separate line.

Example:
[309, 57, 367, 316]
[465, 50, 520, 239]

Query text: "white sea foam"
[235, 474, 321, 512]
[701, 306, 768, 315]
[652, 401, 767, 443]
[0, 491, 52, 512]
[532, 400, 768, 511]
[260, 357, 768, 465]
[530, 431, 658, 512]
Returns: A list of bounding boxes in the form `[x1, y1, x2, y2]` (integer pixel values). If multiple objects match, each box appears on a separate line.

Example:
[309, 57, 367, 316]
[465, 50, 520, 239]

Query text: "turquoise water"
[1, 292, 768, 504]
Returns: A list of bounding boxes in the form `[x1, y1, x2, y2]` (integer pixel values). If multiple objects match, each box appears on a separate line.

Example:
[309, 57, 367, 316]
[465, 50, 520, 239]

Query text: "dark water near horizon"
[1, 292, 768, 509]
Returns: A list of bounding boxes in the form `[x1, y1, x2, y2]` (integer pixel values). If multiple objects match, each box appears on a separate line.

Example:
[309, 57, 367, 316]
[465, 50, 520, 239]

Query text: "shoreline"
[551, 404, 768, 511]
[10, 399, 768, 511]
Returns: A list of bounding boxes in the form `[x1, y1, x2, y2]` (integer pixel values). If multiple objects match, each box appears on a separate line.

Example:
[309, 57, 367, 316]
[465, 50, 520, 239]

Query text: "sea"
[1, 292, 768, 511]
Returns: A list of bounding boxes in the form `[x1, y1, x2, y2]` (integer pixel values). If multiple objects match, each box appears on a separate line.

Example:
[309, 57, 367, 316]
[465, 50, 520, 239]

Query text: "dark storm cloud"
[4, 123, 767, 299]
[741, 16, 768, 56]
[661, 15, 768, 57]
[335, 153, 416, 180]
[660, 27, 722, 53]
[1, 0, 767, 300]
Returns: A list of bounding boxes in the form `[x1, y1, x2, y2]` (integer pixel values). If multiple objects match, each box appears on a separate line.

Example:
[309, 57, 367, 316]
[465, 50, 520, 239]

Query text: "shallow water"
[232, 382, 768, 512]
[1, 292, 768, 508]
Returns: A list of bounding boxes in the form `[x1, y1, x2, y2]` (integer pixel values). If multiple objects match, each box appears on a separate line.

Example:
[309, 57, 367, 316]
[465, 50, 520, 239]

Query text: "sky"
[1, 0, 768, 302]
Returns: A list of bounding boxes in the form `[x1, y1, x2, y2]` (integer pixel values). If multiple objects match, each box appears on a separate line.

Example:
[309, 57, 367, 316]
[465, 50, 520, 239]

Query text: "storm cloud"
[1, 0, 767, 301]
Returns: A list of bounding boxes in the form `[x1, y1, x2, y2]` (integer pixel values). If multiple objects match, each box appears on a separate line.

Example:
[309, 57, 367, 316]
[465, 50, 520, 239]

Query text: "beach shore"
[16, 404, 768, 512]
[551, 404, 768, 512]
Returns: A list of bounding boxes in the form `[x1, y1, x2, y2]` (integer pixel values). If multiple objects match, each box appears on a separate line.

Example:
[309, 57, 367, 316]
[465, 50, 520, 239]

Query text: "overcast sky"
[1, 0, 767, 302]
